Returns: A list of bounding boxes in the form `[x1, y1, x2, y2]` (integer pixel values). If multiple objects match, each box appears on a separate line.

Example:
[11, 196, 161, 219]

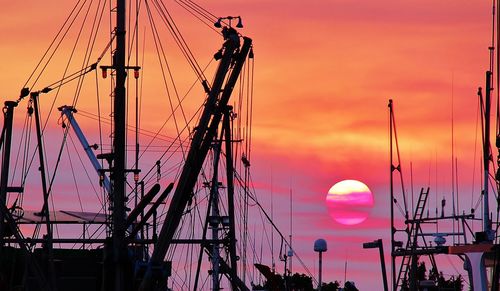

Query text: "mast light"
[214, 16, 243, 29]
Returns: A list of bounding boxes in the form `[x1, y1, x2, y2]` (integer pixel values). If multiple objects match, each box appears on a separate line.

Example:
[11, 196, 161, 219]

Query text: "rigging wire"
[71, 0, 108, 107]
[232, 169, 318, 283]
[75, 109, 178, 142]
[177, 0, 218, 22]
[66, 135, 85, 213]
[13, 0, 111, 245]
[43, 0, 104, 218]
[471, 92, 481, 223]
[145, 1, 188, 159]
[94, 66, 108, 223]
[28, 1, 97, 231]
[173, 0, 221, 34]
[9, 104, 32, 199]
[133, 59, 214, 161]
[21, 0, 86, 96]
[8, 0, 275, 289]
[150, 0, 209, 87]
[67, 132, 104, 207]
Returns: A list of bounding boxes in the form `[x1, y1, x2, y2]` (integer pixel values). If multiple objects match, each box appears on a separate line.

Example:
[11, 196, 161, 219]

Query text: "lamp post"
[363, 239, 388, 291]
[314, 239, 327, 291]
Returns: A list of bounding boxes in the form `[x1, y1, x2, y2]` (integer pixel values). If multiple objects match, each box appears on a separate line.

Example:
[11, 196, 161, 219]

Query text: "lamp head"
[314, 238, 327, 252]
[236, 16, 243, 28]
[214, 18, 222, 28]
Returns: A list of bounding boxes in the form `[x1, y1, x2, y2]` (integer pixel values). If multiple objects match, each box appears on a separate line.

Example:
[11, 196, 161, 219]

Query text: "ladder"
[396, 187, 429, 290]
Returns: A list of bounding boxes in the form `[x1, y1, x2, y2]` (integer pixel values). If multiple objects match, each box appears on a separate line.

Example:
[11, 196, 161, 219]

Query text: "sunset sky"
[0, 0, 496, 289]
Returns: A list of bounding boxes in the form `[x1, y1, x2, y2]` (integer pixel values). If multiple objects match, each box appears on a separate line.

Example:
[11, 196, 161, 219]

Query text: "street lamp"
[363, 239, 388, 291]
[314, 239, 327, 291]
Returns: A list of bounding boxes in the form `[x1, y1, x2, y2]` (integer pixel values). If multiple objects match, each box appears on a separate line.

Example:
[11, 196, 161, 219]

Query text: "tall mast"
[389, 99, 396, 291]
[140, 29, 252, 291]
[210, 141, 221, 290]
[0, 101, 17, 243]
[484, 72, 493, 240]
[112, 0, 128, 289]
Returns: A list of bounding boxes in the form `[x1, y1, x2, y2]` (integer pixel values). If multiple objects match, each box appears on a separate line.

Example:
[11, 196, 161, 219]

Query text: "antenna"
[344, 258, 347, 283]
[314, 239, 327, 291]
[271, 170, 275, 273]
[451, 72, 457, 245]
[288, 179, 293, 275]
[410, 162, 414, 218]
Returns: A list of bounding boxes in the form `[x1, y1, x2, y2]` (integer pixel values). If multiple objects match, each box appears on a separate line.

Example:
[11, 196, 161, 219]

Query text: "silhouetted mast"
[139, 25, 252, 290]
[111, 0, 128, 289]
[482, 72, 493, 240]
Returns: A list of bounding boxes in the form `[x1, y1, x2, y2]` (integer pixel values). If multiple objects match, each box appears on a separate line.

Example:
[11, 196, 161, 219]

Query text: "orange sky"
[0, 0, 496, 289]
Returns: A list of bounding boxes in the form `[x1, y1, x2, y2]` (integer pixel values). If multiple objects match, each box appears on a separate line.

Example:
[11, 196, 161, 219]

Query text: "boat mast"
[0, 101, 18, 242]
[111, 0, 128, 289]
[483, 71, 493, 240]
[389, 99, 396, 291]
[210, 141, 222, 291]
[223, 106, 239, 290]
[140, 28, 252, 290]
[31, 93, 53, 246]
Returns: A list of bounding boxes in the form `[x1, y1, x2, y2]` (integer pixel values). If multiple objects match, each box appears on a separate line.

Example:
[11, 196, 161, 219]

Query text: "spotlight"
[214, 18, 222, 28]
[236, 16, 243, 28]
[213, 49, 223, 60]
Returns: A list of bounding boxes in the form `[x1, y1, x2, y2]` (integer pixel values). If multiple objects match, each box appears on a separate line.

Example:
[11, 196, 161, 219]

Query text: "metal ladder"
[396, 187, 430, 290]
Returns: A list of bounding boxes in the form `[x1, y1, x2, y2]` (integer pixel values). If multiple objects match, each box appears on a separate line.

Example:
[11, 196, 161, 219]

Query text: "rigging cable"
[173, 0, 221, 34]
[65, 135, 85, 213]
[150, 0, 210, 89]
[43, 0, 104, 227]
[232, 169, 318, 283]
[390, 102, 409, 220]
[20, 0, 86, 96]
[145, 1, 188, 159]
[71, 0, 108, 107]
[94, 63, 108, 225]
[471, 90, 481, 224]
[9, 102, 33, 209]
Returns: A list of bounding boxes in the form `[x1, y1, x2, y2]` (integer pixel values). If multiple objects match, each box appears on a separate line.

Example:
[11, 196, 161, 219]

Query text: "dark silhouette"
[251, 271, 349, 291]
[401, 261, 463, 291]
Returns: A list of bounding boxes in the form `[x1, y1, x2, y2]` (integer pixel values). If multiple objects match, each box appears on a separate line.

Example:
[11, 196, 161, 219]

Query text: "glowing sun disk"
[326, 179, 374, 225]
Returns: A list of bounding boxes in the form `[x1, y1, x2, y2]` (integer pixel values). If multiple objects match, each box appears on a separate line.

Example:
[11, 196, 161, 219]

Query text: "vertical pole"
[210, 141, 221, 291]
[378, 239, 389, 291]
[289, 187, 293, 275]
[283, 255, 288, 291]
[389, 99, 396, 290]
[32, 93, 52, 240]
[318, 251, 322, 291]
[410, 253, 417, 291]
[223, 107, 239, 289]
[113, 0, 128, 289]
[32, 93, 57, 290]
[484, 71, 493, 240]
[344, 261, 347, 284]
[0, 101, 17, 244]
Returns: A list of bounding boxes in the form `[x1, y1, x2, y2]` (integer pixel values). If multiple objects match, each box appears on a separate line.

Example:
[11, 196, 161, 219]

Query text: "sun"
[326, 180, 374, 225]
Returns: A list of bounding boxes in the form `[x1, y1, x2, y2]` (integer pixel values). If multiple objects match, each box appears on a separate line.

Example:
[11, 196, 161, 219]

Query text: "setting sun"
[326, 179, 374, 225]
